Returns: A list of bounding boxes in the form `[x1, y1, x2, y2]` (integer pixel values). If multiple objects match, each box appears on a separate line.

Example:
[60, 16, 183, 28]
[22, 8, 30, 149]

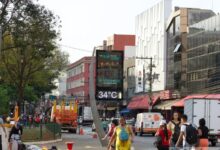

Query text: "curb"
[24, 138, 62, 145]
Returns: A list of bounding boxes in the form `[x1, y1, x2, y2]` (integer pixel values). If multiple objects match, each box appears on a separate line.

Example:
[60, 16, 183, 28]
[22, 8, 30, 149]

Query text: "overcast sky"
[38, 0, 219, 63]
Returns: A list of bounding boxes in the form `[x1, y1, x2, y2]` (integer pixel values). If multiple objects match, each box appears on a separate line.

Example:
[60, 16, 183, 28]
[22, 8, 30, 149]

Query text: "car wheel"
[211, 141, 216, 146]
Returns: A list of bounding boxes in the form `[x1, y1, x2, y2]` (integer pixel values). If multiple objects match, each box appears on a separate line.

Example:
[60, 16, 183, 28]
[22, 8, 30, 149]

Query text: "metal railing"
[21, 123, 61, 142]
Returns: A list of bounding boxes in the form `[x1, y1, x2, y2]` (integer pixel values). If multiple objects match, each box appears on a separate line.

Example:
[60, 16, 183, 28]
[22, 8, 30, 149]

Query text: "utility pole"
[127, 66, 135, 99]
[89, 49, 108, 147]
[148, 57, 153, 111]
[136, 57, 154, 111]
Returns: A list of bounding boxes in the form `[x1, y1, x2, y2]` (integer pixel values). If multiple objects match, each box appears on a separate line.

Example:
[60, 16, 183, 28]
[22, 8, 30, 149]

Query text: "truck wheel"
[211, 141, 216, 146]
[140, 131, 143, 136]
[69, 129, 77, 134]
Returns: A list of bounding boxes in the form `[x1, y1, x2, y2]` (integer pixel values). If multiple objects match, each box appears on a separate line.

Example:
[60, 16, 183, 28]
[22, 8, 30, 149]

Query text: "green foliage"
[0, 85, 10, 114]
[0, 0, 69, 106]
[24, 86, 38, 102]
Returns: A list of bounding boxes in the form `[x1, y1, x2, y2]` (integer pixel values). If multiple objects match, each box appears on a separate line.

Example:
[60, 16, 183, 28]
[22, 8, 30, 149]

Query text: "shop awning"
[107, 107, 117, 111]
[154, 99, 180, 110]
[172, 99, 184, 107]
[127, 95, 149, 110]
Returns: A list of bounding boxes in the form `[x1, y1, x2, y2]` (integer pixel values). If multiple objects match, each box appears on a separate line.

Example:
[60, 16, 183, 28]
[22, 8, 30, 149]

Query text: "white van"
[135, 112, 163, 136]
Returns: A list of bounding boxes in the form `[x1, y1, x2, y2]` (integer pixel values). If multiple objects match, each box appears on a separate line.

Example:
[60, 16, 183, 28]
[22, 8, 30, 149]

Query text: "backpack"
[171, 121, 180, 143]
[154, 136, 162, 148]
[119, 127, 129, 142]
[185, 124, 198, 145]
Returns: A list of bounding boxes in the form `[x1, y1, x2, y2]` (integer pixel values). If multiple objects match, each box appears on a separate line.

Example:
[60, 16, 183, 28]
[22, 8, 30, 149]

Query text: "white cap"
[159, 120, 166, 126]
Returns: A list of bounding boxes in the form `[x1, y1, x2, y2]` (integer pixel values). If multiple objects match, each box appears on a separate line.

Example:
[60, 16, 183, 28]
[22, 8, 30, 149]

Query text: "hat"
[159, 120, 166, 126]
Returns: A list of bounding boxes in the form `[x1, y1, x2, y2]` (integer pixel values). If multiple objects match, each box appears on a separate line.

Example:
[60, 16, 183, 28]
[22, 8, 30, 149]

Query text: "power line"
[58, 44, 92, 53]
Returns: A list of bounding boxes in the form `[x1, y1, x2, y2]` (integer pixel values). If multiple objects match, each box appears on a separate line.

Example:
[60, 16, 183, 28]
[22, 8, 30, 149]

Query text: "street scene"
[1, 0, 220, 150]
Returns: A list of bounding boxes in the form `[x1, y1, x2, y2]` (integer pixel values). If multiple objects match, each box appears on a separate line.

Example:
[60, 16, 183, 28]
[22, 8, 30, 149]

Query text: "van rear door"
[192, 99, 206, 127]
[208, 100, 220, 135]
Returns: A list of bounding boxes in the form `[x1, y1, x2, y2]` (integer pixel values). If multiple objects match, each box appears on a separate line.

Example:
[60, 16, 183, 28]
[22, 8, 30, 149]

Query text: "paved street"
[36, 126, 156, 150]
[37, 133, 156, 150]
[35, 126, 220, 150]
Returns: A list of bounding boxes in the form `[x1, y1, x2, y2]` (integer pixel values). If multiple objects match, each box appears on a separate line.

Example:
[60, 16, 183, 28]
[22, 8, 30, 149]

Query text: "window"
[173, 43, 181, 53]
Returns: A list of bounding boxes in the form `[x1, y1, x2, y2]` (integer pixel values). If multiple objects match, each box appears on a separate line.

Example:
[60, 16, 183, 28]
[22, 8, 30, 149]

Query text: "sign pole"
[89, 51, 108, 147]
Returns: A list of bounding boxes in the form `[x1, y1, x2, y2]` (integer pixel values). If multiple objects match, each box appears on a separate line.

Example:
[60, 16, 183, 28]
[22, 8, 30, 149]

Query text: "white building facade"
[135, 0, 172, 93]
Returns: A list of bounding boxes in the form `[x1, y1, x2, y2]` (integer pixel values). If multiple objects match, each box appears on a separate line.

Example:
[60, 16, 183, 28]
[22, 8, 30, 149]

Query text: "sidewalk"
[36, 134, 106, 150]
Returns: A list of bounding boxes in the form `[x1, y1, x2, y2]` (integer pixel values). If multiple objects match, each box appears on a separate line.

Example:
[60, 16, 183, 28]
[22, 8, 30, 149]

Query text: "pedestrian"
[0, 117, 7, 150]
[101, 118, 108, 133]
[22, 114, 27, 127]
[155, 120, 172, 150]
[8, 119, 23, 150]
[197, 118, 209, 150]
[102, 119, 118, 150]
[175, 114, 198, 149]
[107, 117, 134, 150]
[167, 111, 181, 149]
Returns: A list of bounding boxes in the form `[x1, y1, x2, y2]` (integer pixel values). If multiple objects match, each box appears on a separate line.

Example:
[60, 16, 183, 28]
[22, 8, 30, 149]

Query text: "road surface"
[36, 126, 220, 150]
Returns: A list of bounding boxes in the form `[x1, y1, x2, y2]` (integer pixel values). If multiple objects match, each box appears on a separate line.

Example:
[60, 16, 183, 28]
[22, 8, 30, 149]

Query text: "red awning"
[152, 95, 160, 105]
[172, 94, 220, 107]
[127, 95, 149, 110]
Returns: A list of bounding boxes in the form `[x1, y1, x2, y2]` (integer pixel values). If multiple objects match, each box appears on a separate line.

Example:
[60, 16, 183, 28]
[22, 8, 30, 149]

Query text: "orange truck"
[51, 100, 78, 133]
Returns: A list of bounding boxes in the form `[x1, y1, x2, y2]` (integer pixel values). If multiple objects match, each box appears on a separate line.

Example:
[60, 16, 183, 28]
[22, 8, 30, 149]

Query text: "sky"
[38, 0, 220, 63]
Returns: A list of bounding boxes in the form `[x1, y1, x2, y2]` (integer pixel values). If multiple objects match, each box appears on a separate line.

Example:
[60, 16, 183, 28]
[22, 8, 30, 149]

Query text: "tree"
[0, 0, 23, 25]
[0, 1, 68, 112]
[0, 85, 10, 114]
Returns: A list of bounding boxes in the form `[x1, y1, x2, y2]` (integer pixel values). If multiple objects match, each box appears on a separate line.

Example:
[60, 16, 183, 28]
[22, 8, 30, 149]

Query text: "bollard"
[66, 142, 75, 150]
[92, 133, 97, 139]
[79, 127, 84, 135]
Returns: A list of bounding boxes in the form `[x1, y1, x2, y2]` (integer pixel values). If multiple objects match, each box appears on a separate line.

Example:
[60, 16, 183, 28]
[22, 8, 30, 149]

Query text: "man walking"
[0, 117, 7, 150]
[176, 114, 198, 150]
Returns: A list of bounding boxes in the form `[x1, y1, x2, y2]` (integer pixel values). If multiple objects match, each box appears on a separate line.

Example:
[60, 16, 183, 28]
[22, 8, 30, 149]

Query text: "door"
[192, 99, 206, 127]
[184, 99, 193, 123]
[208, 100, 220, 135]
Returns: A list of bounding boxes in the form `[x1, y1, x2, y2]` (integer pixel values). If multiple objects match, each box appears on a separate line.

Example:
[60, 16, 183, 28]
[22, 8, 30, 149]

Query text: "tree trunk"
[17, 83, 24, 115]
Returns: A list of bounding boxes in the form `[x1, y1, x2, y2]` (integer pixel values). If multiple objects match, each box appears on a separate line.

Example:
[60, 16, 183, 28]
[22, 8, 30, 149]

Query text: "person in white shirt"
[176, 114, 196, 150]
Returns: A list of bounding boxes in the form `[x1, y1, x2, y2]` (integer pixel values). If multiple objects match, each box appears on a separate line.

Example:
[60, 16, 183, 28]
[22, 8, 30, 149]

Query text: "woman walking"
[108, 117, 134, 150]
[102, 119, 118, 150]
[155, 120, 172, 150]
[197, 118, 209, 150]
[167, 111, 181, 148]
[8, 120, 23, 150]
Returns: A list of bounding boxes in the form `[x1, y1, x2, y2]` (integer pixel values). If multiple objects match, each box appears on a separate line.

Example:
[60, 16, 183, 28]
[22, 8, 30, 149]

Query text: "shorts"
[198, 139, 208, 150]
